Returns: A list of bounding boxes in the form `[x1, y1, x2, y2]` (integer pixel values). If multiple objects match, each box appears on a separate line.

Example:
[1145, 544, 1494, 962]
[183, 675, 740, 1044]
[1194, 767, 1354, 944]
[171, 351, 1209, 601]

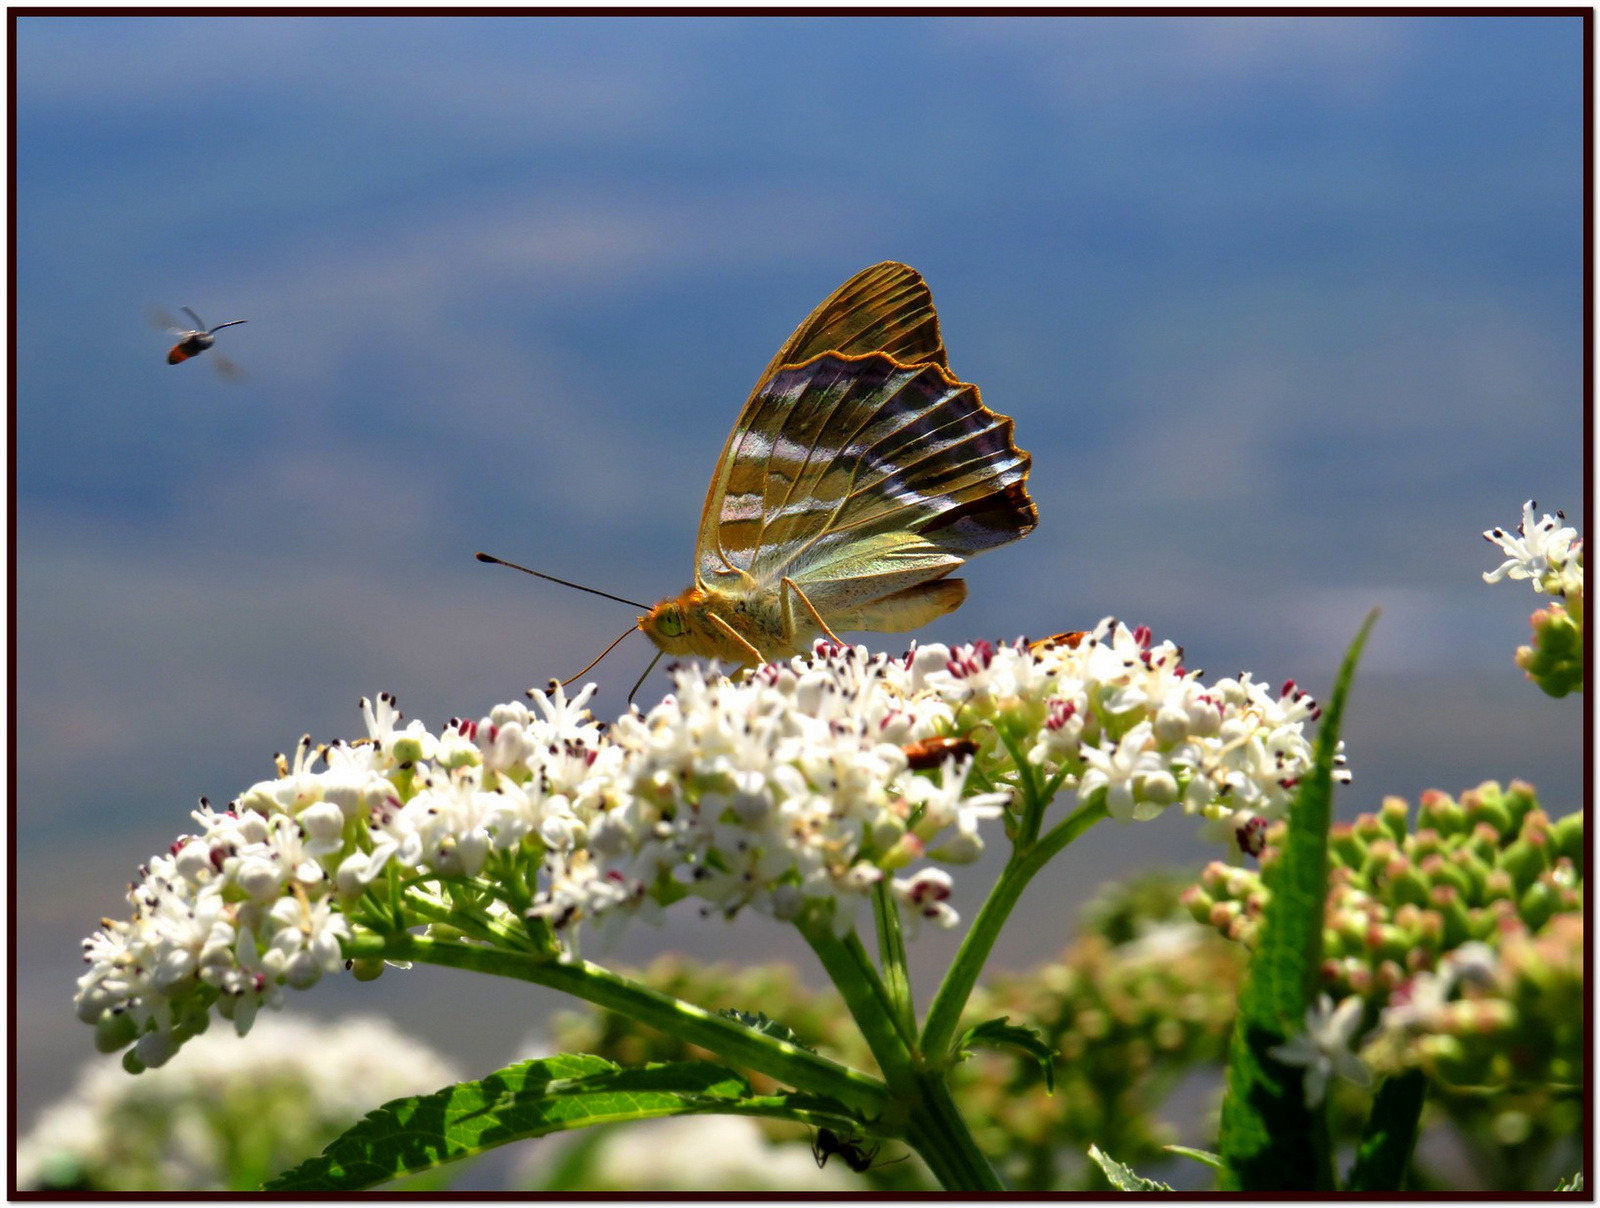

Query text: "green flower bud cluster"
[1184, 781, 1582, 1092]
[1384, 912, 1583, 1089]
[1516, 595, 1584, 698]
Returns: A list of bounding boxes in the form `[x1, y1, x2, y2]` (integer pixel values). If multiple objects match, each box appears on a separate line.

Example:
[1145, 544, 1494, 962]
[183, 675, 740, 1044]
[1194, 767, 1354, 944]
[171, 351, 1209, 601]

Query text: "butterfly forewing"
[755, 260, 948, 384]
[696, 263, 950, 572]
[699, 351, 1034, 626]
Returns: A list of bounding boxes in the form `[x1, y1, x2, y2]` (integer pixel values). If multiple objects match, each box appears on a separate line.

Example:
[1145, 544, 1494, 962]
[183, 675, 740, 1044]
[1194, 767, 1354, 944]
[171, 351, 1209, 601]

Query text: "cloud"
[934, 16, 1408, 112]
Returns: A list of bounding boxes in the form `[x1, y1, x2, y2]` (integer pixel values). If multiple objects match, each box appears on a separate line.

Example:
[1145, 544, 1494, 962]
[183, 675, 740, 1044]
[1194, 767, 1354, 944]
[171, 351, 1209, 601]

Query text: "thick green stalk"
[905, 1071, 1006, 1190]
[921, 798, 1107, 1060]
[342, 931, 889, 1117]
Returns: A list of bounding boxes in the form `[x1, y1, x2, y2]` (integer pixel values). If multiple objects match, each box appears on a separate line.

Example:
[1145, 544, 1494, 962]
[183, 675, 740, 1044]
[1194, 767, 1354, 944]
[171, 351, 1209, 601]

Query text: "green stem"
[797, 914, 918, 1084]
[341, 931, 889, 1117]
[906, 1071, 1006, 1190]
[921, 798, 1107, 1060]
[871, 880, 917, 1041]
[994, 722, 1045, 845]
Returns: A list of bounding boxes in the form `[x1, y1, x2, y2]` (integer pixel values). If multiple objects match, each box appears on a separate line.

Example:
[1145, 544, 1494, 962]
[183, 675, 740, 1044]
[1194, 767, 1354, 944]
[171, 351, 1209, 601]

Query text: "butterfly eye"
[655, 606, 685, 638]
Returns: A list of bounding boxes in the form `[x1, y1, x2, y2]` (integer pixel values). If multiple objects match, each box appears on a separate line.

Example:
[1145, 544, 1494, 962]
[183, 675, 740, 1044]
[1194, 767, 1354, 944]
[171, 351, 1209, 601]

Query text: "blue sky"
[15, 14, 1585, 1162]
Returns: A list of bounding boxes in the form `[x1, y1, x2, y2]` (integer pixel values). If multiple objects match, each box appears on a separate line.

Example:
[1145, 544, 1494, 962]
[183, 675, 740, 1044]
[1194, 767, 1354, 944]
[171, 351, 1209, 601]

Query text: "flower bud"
[1518, 878, 1559, 932]
[1461, 786, 1514, 838]
[1429, 884, 1474, 949]
[1329, 822, 1366, 869]
[93, 1010, 139, 1053]
[1500, 835, 1548, 893]
[1418, 789, 1467, 838]
[1180, 884, 1214, 924]
[1386, 857, 1433, 910]
[1380, 796, 1410, 843]
[1551, 811, 1585, 869]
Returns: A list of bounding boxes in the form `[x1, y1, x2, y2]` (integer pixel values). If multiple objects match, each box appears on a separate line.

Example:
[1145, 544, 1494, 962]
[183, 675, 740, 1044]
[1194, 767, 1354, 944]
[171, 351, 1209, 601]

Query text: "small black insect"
[811, 1126, 908, 1174]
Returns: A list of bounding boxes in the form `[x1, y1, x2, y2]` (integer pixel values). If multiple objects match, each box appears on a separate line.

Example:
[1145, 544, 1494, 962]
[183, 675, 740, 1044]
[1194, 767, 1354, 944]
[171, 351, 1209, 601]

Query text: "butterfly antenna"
[627, 651, 664, 706]
[207, 319, 248, 334]
[475, 552, 651, 610]
[181, 306, 204, 329]
[561, 623, 638, 685]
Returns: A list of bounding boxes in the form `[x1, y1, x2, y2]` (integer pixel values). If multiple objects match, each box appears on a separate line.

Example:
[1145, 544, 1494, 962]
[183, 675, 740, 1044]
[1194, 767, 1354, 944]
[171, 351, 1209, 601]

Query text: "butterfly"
[479, 263, 1036, 688]
[637, 261, 1036, 671]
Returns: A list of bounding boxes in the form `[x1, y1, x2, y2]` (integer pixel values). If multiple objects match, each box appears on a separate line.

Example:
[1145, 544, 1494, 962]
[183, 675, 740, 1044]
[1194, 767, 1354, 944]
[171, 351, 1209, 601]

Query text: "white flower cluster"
[19, 1014, 461, 1191]
[1483, 500, 1583, 597]
[75, 620, 1343, 1068]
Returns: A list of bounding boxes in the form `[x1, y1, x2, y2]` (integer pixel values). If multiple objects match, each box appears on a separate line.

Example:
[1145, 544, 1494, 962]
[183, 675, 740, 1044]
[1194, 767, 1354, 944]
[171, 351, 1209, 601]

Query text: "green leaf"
[264, 1054, 761, 1191]
[718, 1007, 817, 1053]
[1163, 1145, 1223, 1172]
[952, 1015, 1056, 1093]
[1554, 1172, 1584, 1192]
[1345, 1069, 1426, 1191]
[1217, 610, 1377, 1192]
[1088, 1144, 1175, 1191]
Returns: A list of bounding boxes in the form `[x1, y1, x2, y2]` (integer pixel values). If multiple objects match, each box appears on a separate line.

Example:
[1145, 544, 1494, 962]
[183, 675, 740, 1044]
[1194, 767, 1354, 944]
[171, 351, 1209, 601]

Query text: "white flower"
[1267, 994, 1372, 1108]
[1483, 500, 1578, 593]
[360, 692, 437, 762]
[1078, 722, 1173, 823]
[1378, 941, 1501, 1037]
[906, 757, 1008, 861]
[891, 867, 959, 932]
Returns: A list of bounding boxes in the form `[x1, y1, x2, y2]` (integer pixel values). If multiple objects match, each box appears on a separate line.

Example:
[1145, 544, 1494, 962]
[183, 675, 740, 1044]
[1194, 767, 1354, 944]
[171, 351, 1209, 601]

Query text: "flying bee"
[155, 306, 248, 377]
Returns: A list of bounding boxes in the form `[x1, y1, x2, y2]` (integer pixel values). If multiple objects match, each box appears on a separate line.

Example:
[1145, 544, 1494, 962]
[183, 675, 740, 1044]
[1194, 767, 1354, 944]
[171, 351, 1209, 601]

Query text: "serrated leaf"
[953, 1015, 1056, 1093]
[1217, 611, 1376, 1192]
[718, 1007, 817, 1053]
[1163, 1145, 1224, 1172]
[264, 1054, 757, 1191]
[1345, 1069, 1426, 1191]
[1088, 1144, 1175, 1191]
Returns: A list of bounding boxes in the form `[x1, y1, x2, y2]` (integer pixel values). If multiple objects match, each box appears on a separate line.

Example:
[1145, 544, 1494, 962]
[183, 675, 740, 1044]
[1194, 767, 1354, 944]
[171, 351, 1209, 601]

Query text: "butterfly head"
[640, 585, 775, 666]
[640, 589, 722, 658]
[640, 597, 688, 646]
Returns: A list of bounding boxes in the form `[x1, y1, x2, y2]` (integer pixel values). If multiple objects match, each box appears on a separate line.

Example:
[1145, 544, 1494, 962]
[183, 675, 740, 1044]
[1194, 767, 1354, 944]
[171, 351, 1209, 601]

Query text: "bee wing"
[148, 305, 188, 336]
[209, 354, 248, 382]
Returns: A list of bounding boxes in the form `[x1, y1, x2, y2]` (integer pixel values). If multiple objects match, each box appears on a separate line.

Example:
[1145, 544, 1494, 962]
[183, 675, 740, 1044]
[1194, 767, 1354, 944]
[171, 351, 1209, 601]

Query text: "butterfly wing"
[754, 260, 948, 382]
[698, 349, 1034, 632]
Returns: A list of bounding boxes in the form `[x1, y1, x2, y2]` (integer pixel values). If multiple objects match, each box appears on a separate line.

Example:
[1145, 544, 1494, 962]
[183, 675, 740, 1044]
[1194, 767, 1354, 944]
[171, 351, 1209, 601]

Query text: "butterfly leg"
[781, 577, 844, 647]
[705, 610, 768, 666]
